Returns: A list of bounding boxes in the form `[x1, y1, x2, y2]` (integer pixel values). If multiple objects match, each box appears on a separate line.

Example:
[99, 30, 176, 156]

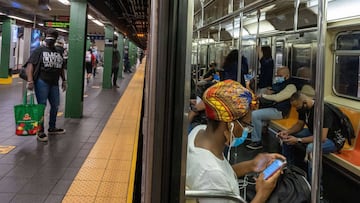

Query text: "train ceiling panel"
[0, 0, 149, 49]
[87, 0, 149, 49]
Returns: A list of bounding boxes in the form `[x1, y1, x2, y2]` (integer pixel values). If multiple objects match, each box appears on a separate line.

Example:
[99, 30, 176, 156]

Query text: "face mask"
[231, 127, 249, 147]
[45, 37, 56, 47]
[296, 102, 307, 114]
[274, 76, 285, 84]
[226, 121, 251, 161]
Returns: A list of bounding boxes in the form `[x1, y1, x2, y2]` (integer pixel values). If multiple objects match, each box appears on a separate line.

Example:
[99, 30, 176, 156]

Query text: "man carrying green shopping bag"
[26, 28, 67, 142]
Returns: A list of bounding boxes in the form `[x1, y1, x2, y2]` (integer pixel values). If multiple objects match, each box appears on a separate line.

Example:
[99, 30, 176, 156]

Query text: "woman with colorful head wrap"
[186, 80, 285, 203]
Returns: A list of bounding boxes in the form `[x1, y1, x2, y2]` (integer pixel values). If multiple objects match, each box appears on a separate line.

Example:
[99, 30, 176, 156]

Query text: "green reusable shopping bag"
[14, 91, 45, 136]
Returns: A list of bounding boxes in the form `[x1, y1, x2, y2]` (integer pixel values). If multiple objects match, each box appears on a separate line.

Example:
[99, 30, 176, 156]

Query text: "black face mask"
[45, 38, 56, 47]
[297, 102, 308, 114]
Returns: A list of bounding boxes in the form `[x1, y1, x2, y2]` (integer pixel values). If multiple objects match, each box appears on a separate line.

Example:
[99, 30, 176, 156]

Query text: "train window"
[290, 43, 314, 81]
[204, 0, 231, 26]
[333, 32, 360, 99]
[275, 40, 285, 68]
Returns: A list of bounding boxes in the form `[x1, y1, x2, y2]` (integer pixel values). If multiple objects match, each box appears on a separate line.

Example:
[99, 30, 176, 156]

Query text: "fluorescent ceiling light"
[56, 28, 68, 33]
[87, 15, 94, 20]
[114, 31, 119, 36]
[93, 20, 104, 27]
[8, 15, 33, 23]
[58, 0, 70, 6]
[38, 23, 44, 26]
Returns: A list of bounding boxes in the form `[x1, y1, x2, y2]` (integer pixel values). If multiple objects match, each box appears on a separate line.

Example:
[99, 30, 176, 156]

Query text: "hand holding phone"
[263, 159, 286, 180]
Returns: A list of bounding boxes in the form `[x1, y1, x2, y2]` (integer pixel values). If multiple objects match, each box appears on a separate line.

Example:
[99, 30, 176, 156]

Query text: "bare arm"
[60, 68, 66, 81]
[26, 63, 34, 82]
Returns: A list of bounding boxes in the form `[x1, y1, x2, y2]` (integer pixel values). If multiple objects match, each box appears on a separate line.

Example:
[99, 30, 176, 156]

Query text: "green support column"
[65, 0, 88, 118]
[0, 18, 13, 79]
[117, 34, 124, 79]
[103, 25, 114, 89]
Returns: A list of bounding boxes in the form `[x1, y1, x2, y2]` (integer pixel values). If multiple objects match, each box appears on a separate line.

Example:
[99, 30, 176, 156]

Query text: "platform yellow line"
[63, 60, 146, 203]
[126, 62, 145, 203]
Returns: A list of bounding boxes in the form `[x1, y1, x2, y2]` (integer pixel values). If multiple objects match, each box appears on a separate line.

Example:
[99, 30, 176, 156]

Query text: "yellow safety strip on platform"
[0, 145, 16, 154]
[63, 60, 145, 203]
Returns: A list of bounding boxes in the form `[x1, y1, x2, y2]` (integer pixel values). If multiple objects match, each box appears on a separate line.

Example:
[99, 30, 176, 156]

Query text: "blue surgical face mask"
[231, 127, 249, 147]
[274, 76, 285, 84]
[227, 121, 252, 160]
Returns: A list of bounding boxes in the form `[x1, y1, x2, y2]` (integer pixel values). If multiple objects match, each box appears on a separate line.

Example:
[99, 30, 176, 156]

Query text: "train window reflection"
[334, 32, 360, 99]
[204, 0, 231, 26]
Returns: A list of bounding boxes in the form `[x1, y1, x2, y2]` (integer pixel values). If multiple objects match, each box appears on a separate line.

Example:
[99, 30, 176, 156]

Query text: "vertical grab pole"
[294, 0, 300, 32]
[237, 0, 245, 83]
[254, 9, 261, 92]
[312, 0, 327, 202]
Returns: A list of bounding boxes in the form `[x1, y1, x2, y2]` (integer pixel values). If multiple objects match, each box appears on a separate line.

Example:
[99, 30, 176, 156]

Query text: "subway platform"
[0, 63, 143, 202]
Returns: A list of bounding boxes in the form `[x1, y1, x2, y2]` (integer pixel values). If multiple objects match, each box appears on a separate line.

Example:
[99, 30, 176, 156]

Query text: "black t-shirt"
[203, 69, 216, 79]
[258, 57, 274, 88]
[28, 46, 64, 86]
[298, 104, 340, 138]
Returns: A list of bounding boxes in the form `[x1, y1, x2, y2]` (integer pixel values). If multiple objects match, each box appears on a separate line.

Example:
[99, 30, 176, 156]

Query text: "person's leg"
[306, 139, 336, 182]
[48, 84, 60, 130]
[250, 108, 283, 142]
[34, 79, 50, 132]
[113, 66, 119, 87]
[282, 128, 311, 166]
[34, 79, 50, 141]
[247, 108, 283, 149]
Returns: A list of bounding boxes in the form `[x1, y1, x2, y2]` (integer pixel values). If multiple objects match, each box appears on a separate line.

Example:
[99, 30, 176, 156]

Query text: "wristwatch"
[297, 138, 302, 143]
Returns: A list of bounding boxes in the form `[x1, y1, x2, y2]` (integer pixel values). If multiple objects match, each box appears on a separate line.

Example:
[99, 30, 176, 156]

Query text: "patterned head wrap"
[203, 80, 252, 122]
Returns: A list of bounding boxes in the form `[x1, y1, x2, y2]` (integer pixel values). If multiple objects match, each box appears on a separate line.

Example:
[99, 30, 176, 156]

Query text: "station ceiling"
[0, 0, 149, 49]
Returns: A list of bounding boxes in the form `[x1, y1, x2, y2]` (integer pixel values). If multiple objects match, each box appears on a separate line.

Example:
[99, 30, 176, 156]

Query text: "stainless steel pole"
[312, 0, 327, 202]
[237, 0, 245, 83]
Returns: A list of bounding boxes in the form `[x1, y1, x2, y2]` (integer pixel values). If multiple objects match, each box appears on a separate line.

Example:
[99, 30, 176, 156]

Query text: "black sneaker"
[246, 141, 263, 150]
[37, 132, 48, 142]
[48, 128, 66, 135]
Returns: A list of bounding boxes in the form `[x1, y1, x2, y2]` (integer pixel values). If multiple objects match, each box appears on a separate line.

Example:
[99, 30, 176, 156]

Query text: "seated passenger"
[203, 62, 219, 81]
[186, 79, 285, 203]
[277, 92, 339, 180]
[246, 67, 297, 150]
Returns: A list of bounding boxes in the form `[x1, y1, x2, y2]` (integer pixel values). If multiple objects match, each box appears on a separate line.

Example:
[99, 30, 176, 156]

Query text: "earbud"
[230, 122, 234, 132]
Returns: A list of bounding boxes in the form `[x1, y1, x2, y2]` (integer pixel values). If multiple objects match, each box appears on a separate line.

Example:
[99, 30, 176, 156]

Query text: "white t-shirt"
[186, 125, 240, 202]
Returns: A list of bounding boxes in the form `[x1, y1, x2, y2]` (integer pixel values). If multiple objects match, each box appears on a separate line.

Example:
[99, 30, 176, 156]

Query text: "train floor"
[0, 67, 134, 202]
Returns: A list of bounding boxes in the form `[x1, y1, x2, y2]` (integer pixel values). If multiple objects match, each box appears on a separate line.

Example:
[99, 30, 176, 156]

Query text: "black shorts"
[86, 62, 92, 74]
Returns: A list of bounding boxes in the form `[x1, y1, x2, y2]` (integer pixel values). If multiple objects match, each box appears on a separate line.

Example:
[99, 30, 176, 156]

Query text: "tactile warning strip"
[63, 60, 145, 203]
[0, 145, 16, 154]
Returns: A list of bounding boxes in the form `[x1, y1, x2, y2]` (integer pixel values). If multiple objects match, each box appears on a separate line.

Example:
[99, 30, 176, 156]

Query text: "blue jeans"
[251, 107, 283, 142]
[282, 128, 337, 181]
[35, 78, 60, 131]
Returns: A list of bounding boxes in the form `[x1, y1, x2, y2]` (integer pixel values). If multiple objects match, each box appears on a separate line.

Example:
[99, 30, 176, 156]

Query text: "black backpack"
[241, 165, 311, 203]
[324, 102, 355, 146]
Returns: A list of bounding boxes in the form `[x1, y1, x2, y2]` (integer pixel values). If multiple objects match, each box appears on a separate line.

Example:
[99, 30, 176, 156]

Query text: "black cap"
[45, 28, 58, 39]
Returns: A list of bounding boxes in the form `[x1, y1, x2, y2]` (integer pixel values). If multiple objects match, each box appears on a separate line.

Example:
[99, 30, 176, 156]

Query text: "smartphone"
[263, 159, 286, 180]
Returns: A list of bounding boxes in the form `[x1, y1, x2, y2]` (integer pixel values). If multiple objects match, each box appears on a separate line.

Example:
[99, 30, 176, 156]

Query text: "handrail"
[185, 190, 247, 203]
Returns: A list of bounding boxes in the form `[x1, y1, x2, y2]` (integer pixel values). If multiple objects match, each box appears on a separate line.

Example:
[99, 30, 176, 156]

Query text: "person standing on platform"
[123, 48, 132, 73]
[26, 28, 67, 142]
[112, 43, 121, 88]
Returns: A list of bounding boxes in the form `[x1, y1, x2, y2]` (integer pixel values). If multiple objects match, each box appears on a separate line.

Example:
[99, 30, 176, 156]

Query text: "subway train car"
[144, 0, 360, 202]
[0, 0, 359, 202]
